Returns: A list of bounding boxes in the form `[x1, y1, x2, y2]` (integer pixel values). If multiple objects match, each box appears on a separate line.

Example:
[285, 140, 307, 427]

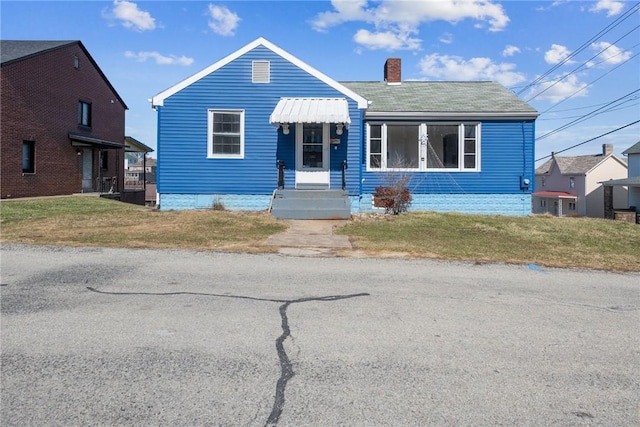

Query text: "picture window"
[367, 122, 480, 172]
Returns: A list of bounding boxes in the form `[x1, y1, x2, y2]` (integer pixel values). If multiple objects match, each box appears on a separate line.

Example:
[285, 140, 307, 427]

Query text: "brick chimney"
[602, 143, 613, 156]
[384, 58, 401, 84]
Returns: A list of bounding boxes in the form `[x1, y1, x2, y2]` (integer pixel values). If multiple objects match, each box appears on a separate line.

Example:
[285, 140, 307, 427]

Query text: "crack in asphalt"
[265, 293, 369, 426]
[86, 287, 369, 426]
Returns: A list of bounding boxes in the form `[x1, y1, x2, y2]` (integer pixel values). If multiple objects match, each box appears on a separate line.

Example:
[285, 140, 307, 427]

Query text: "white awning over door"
[269, 97, 351, 125]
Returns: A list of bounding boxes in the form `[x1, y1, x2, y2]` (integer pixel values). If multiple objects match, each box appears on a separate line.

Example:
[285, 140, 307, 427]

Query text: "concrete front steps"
[270, 189, 351, 220]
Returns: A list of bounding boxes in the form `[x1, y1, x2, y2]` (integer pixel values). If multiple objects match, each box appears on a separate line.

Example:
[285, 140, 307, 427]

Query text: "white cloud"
[353, 29, 421, 51]
[417, 53, 527, 87]
[527, 74, 588, 103]
[207, 4, 240, 36]
[590, 41, 633, 65]
[439, 32, 454, 44]
[589, 0, 625, 16]
[312, 0, 510, 51]
[109, 0, 156, 31]
[312, 0, 372, 32]
[125, 51, 194, 66]
[502, 45, 521, 57]
[544, 44, 574, 65]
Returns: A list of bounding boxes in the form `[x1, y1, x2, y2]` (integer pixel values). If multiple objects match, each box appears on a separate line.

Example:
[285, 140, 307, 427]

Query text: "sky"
[2, 0, 639, 163]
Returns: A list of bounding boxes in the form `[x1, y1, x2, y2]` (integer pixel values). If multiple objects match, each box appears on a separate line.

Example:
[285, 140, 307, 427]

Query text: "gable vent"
[252, 60, 270, 83]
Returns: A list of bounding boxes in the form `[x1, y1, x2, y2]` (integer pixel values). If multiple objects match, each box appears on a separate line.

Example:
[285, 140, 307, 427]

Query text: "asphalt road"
[1, 244, 638, 426]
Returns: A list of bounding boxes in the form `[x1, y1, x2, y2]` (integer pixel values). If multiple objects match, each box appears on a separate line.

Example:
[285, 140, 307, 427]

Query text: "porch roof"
[532, 191, 577, 199]
[601, 176, 640, 187]
[69, 133, 125, 149]
[269, 98, 351, 125]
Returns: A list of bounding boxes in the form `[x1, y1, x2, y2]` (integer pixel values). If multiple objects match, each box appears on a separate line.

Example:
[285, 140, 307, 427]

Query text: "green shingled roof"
[341, 81, 538, 116]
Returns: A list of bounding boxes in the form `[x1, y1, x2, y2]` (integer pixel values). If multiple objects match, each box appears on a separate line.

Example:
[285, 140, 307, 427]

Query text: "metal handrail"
[276, 160, 285, 190]
[341, 160, 347, 190]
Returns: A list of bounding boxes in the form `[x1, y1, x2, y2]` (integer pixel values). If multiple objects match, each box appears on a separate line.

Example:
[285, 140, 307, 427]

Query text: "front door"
[295, 123, 330, 189]
[82, 148, 93, 192]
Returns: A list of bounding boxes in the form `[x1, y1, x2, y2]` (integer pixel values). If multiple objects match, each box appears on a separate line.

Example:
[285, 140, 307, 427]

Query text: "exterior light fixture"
[336, 123, 344, 135]
[281, 123, 290, 135]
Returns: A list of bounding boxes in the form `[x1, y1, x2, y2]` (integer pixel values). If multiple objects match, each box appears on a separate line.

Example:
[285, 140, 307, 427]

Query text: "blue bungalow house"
[151, 37, 538, 219]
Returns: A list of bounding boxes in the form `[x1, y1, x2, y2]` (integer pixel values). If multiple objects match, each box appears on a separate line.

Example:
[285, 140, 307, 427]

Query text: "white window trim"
[207, 109, 245, 159]
[366, 122, 481, 172]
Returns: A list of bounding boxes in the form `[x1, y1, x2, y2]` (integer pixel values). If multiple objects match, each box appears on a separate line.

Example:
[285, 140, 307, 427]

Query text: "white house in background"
[533, 144, 628, 218]
[602, 140, 640, 212]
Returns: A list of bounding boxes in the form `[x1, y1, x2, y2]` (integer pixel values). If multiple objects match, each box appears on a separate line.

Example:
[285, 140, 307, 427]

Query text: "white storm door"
[295, 123, 330, 188]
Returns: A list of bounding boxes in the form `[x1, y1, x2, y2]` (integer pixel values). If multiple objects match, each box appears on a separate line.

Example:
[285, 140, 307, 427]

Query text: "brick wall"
[384, 58, 401, 83]
[1, 42, 126, 198]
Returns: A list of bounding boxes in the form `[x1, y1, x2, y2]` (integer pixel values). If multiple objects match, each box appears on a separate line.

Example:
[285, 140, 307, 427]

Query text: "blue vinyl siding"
[157, 46, 362, 196]
[360, 120, 535, 195]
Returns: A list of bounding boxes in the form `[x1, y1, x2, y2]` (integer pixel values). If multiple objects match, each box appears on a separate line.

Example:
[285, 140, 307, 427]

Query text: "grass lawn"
[0, 197, 286, 253]
[1, 196, 639, 271]
[339, 212, 640, 271]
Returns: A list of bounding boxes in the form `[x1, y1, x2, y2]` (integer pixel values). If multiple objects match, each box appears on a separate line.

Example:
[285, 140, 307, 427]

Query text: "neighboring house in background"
[125, 157, 156, 185]
[123, 136, 155, 205]
[602, 141, 640, 223]
[151, 37, 538, 219]
[1, 40, 127, 199]
[533, 144, 628, 218]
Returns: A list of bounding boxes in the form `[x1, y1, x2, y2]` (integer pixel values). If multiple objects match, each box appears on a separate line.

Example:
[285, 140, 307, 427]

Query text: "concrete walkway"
[265, 220, 351, 256]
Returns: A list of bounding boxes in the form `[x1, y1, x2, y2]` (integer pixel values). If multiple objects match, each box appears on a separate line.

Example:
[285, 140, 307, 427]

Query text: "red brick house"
[1, 40, 127, 199]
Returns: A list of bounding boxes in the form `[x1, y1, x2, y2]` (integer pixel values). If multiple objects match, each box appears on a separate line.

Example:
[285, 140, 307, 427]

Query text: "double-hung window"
[208, 110, 244, 158]
[367, 122, 480, 172]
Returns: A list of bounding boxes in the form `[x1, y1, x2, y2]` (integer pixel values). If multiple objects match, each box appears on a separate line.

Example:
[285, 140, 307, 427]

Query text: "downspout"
[522, 121, 531, 215]
[155, 106, 161, 208]
[358, 108, 364, 210]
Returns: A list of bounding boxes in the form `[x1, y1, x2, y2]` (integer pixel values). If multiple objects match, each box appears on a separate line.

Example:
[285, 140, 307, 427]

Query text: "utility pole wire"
[538, 50, 640, 115]
[536, 88, 640, 141]
[526, 26, 640, 103]
[517, 2, 640, 96]
[537, 99, 639, 120]
[535, 120, 640, 162]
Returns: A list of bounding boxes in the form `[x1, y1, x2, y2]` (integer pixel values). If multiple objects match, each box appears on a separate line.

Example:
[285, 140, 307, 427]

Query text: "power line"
[539, 50, 640, 116]
[517, 2, 640, 96]
[526, 32, 640, 103]
[537, 99, 639, 120]
[535, 120, 640, 162]
[536, 88, 640, 140]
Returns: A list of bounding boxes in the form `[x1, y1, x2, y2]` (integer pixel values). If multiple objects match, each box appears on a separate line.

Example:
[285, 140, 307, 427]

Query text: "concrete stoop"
[270, 189, 351, 220]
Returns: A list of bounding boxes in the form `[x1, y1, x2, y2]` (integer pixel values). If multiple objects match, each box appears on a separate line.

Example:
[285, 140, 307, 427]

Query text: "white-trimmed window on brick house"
[22, 140, 35, 174]
[367, 122, 480, 171]
[252, 61, 270, 83]
[208, 110, 244, 158]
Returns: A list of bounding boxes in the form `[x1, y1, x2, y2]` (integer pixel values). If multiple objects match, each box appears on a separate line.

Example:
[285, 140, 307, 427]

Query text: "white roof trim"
[151, 37, 368, 109]
[270, 98, 351, 125]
